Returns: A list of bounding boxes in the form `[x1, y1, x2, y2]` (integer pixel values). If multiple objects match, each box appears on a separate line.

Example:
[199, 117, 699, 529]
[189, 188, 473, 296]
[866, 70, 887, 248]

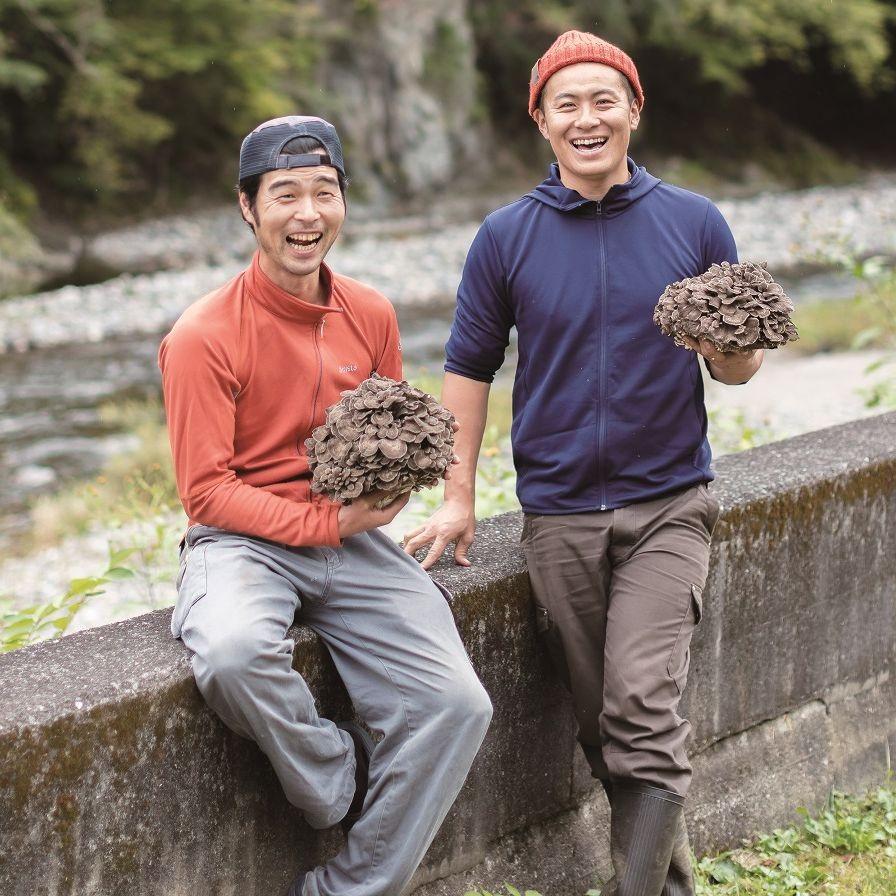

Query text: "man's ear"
[238, 191, 257, 231]
[629, 101, 641, 132]
[533, 107, 550, 141]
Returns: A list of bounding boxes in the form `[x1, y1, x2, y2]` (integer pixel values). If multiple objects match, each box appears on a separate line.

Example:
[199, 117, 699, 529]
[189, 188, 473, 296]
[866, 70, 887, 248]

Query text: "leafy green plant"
[694, 782, 896, 895]
[0, 547, 135, 652]
[708, 407, 781, 455]
[827, 252, 896, 410]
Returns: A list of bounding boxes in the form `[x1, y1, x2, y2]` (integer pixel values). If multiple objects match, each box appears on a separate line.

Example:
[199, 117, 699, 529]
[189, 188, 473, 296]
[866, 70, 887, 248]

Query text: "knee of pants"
[192, 625, 273, 691]
[436, 673, 493, 736]
[601, 683, 683, 745]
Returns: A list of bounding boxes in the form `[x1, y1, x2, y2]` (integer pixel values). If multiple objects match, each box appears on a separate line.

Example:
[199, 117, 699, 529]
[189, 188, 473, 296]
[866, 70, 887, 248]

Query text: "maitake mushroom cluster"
[306, 374, 455, 507]
[653, 261, 799, 352]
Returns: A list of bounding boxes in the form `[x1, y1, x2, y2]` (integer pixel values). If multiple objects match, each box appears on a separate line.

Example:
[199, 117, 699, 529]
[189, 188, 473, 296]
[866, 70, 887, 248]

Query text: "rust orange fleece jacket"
[158, 252, 402, 547]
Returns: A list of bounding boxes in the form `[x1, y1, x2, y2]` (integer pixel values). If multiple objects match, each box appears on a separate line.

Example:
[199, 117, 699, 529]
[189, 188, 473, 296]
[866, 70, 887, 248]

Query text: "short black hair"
[237, 135, 346, 231]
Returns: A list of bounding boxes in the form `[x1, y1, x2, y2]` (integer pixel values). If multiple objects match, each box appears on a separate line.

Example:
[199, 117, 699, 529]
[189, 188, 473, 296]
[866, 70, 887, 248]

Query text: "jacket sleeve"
[444, 219, 514, 383]
[374, 304, 403, 381]
[701, 201, 747, 382]
[158, 325, 341, 547]
[701, 201, 738, 269]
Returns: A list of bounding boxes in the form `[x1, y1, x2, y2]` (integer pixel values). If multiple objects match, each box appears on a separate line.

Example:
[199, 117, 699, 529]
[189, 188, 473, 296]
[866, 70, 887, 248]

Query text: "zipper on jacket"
[303, 318, 325, 452]
[596, 200, 608, 511]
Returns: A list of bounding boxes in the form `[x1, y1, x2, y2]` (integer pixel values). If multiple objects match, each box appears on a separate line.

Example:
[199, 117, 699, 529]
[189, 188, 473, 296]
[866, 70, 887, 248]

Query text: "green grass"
[25, 397, 179, 552]
[694, 784, 896, 895]
[791, 296, 893, 355]
[464, 783, 896, 896]
[790, 265, 896, 356]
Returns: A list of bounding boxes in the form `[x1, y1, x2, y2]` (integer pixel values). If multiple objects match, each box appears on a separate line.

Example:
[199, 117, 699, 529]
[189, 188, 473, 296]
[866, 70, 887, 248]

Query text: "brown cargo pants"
[520, 482, 720, 797]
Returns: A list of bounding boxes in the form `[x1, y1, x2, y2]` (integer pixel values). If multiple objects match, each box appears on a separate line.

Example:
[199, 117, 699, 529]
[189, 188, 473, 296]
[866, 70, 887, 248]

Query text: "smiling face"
[238, 150, 345, 300]
[533, 62, 640, 200]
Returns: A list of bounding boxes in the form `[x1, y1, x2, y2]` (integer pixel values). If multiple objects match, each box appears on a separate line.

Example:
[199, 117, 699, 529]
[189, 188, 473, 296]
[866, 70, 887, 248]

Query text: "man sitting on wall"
[404, 31, 762, 896]
[159, 115, 492, 896]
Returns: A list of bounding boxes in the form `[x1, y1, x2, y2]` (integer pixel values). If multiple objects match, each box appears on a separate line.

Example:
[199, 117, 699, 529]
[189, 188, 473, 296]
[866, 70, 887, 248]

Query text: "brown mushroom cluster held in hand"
[306, 374, 456, 508]
[653, 261, 799, 353]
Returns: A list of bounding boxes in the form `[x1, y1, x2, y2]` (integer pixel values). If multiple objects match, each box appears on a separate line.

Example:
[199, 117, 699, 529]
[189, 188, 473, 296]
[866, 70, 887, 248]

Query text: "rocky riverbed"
[2, 172, 896, 353]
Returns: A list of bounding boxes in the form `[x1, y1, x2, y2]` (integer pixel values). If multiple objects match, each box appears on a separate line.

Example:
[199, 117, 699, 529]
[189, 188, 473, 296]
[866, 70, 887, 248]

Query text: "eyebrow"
[552, 88, 619, 102]
[267, 175, 340, 192]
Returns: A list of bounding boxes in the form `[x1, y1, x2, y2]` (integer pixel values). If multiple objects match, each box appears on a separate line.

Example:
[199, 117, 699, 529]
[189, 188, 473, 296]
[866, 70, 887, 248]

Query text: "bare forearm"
[440, 372, 490, 503]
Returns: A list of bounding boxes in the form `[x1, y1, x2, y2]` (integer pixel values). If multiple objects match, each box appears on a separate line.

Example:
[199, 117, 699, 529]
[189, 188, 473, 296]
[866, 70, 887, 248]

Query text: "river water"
[0, 304, 470, 551]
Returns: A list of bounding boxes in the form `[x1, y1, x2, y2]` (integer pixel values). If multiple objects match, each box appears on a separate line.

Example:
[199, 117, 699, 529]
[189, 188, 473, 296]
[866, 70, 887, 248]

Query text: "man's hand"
[681, 336, 764, 385]
[338, 491, 411, 539]
[402, 497, 476, 570]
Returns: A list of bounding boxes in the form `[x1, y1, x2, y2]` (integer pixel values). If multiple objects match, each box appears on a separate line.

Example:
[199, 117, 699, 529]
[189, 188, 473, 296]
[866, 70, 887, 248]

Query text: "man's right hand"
[402, 498, 476, 570]
[338, 491, 411, 539]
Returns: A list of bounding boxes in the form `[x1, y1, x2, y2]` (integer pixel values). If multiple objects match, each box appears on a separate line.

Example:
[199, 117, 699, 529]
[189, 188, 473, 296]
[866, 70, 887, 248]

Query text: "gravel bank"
[2, 174, 896, 354]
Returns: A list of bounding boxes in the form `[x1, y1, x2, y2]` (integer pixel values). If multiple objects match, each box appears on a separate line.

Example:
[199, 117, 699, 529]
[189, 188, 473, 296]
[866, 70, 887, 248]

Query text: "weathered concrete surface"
[1, 412, 894, 896]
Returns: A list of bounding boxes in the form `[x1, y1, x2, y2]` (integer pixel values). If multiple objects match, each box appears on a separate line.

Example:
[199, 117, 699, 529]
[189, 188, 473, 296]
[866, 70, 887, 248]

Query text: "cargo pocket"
[666, 583, 703, 696]
[532, 601, 571, 689]
[171, 544, 209, 639]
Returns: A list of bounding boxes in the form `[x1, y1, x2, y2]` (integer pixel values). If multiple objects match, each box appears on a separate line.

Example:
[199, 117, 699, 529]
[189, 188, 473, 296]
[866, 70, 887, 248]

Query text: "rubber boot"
[600, 781, 685, 896]
[661, 811, 695, 896]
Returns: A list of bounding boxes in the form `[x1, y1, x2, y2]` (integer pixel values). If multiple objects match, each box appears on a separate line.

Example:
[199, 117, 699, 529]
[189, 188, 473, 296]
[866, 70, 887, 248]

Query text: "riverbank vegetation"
[463, 781, 896, 896]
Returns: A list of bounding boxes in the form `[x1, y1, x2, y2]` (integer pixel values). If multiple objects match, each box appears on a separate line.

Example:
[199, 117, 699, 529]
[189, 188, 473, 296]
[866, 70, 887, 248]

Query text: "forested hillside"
[2, 0, 895, 292]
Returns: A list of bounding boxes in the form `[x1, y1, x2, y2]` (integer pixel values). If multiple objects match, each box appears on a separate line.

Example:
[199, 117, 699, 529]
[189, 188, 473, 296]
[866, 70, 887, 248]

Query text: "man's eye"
[277, 194, 294, 200]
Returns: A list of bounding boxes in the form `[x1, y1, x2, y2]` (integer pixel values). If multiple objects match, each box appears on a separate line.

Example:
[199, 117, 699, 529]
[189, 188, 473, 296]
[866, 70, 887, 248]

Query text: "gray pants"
[173, 524, 492, 896]
[521, 483, 720, 797]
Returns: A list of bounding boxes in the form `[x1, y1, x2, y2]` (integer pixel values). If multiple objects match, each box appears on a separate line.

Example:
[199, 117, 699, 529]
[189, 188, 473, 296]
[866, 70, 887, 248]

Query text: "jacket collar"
[244, 251, 344, 322]
[527, 157, 660, 217]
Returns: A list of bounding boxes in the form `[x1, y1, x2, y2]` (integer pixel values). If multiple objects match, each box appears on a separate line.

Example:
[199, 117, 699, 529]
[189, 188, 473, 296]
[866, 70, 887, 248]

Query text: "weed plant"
[464, 783, 896, 896]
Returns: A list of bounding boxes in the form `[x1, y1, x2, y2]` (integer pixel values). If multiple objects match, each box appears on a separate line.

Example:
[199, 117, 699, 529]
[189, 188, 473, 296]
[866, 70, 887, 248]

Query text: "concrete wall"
[1, 412, 894, 896]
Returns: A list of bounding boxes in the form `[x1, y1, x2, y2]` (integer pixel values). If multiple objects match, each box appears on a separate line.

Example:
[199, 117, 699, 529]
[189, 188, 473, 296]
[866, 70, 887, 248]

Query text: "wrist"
[444, 483, 475, 506]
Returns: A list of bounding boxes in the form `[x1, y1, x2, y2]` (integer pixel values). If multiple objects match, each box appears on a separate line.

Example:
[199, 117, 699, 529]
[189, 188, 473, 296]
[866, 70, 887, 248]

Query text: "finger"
[403, 530, 435, 556]
[453, 534, 473, 567]
[420, 537, 449, 571]
[402, 524, 424, 545]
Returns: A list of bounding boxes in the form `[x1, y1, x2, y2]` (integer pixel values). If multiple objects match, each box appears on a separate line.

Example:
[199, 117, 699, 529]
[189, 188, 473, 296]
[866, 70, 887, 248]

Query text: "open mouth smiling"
[570, 136, 609, 155]
[286, 232, 323, 251]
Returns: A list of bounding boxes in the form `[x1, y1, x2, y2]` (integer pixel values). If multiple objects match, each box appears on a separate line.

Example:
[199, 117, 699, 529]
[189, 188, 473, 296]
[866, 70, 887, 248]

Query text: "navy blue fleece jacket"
[444, 158, 738, 514]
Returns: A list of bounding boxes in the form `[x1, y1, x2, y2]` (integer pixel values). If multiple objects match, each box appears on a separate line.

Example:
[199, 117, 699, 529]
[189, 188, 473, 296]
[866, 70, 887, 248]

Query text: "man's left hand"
[681, 336, 763, 385]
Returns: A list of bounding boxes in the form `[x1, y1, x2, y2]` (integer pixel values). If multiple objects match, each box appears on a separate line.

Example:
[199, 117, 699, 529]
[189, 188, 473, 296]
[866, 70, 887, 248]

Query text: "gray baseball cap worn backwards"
[239, 115, 346, 181]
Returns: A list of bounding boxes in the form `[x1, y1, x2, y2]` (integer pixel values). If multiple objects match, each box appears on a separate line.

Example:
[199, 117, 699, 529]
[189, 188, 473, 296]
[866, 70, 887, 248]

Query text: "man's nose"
[292, 194, 320, 222]
[575, 105, 600, 128]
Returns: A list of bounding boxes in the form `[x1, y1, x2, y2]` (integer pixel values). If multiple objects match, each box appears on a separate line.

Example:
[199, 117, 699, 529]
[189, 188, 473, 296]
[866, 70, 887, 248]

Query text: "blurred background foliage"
[1, 0, 895, 229]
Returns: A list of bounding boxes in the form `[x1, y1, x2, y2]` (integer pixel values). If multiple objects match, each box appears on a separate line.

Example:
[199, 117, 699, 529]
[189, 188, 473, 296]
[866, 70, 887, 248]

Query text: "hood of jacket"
[527, 157, 660, 217]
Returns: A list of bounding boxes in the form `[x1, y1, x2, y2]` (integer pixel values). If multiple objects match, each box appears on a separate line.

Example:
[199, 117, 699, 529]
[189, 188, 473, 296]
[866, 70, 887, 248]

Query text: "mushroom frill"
[653, 260, 799, 353]
[306, 374, 456, 508]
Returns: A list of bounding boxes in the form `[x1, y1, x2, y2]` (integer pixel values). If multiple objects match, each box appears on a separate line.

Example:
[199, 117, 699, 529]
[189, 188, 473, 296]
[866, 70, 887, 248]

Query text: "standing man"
[403, 32, 762, 896]
[159, 115, 492, 896]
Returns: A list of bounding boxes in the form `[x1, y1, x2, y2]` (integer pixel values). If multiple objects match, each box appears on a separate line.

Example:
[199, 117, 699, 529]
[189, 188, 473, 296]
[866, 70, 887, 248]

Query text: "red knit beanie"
[529, 30, 644, 118]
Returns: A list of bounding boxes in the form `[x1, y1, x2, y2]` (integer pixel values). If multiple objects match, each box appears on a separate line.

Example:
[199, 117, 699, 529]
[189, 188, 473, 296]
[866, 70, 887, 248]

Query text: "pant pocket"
[171, 544, 209, 639]
[701, 484, 721, 537]
[432, 579, 454, 606]
[666, 584, 702, 695]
